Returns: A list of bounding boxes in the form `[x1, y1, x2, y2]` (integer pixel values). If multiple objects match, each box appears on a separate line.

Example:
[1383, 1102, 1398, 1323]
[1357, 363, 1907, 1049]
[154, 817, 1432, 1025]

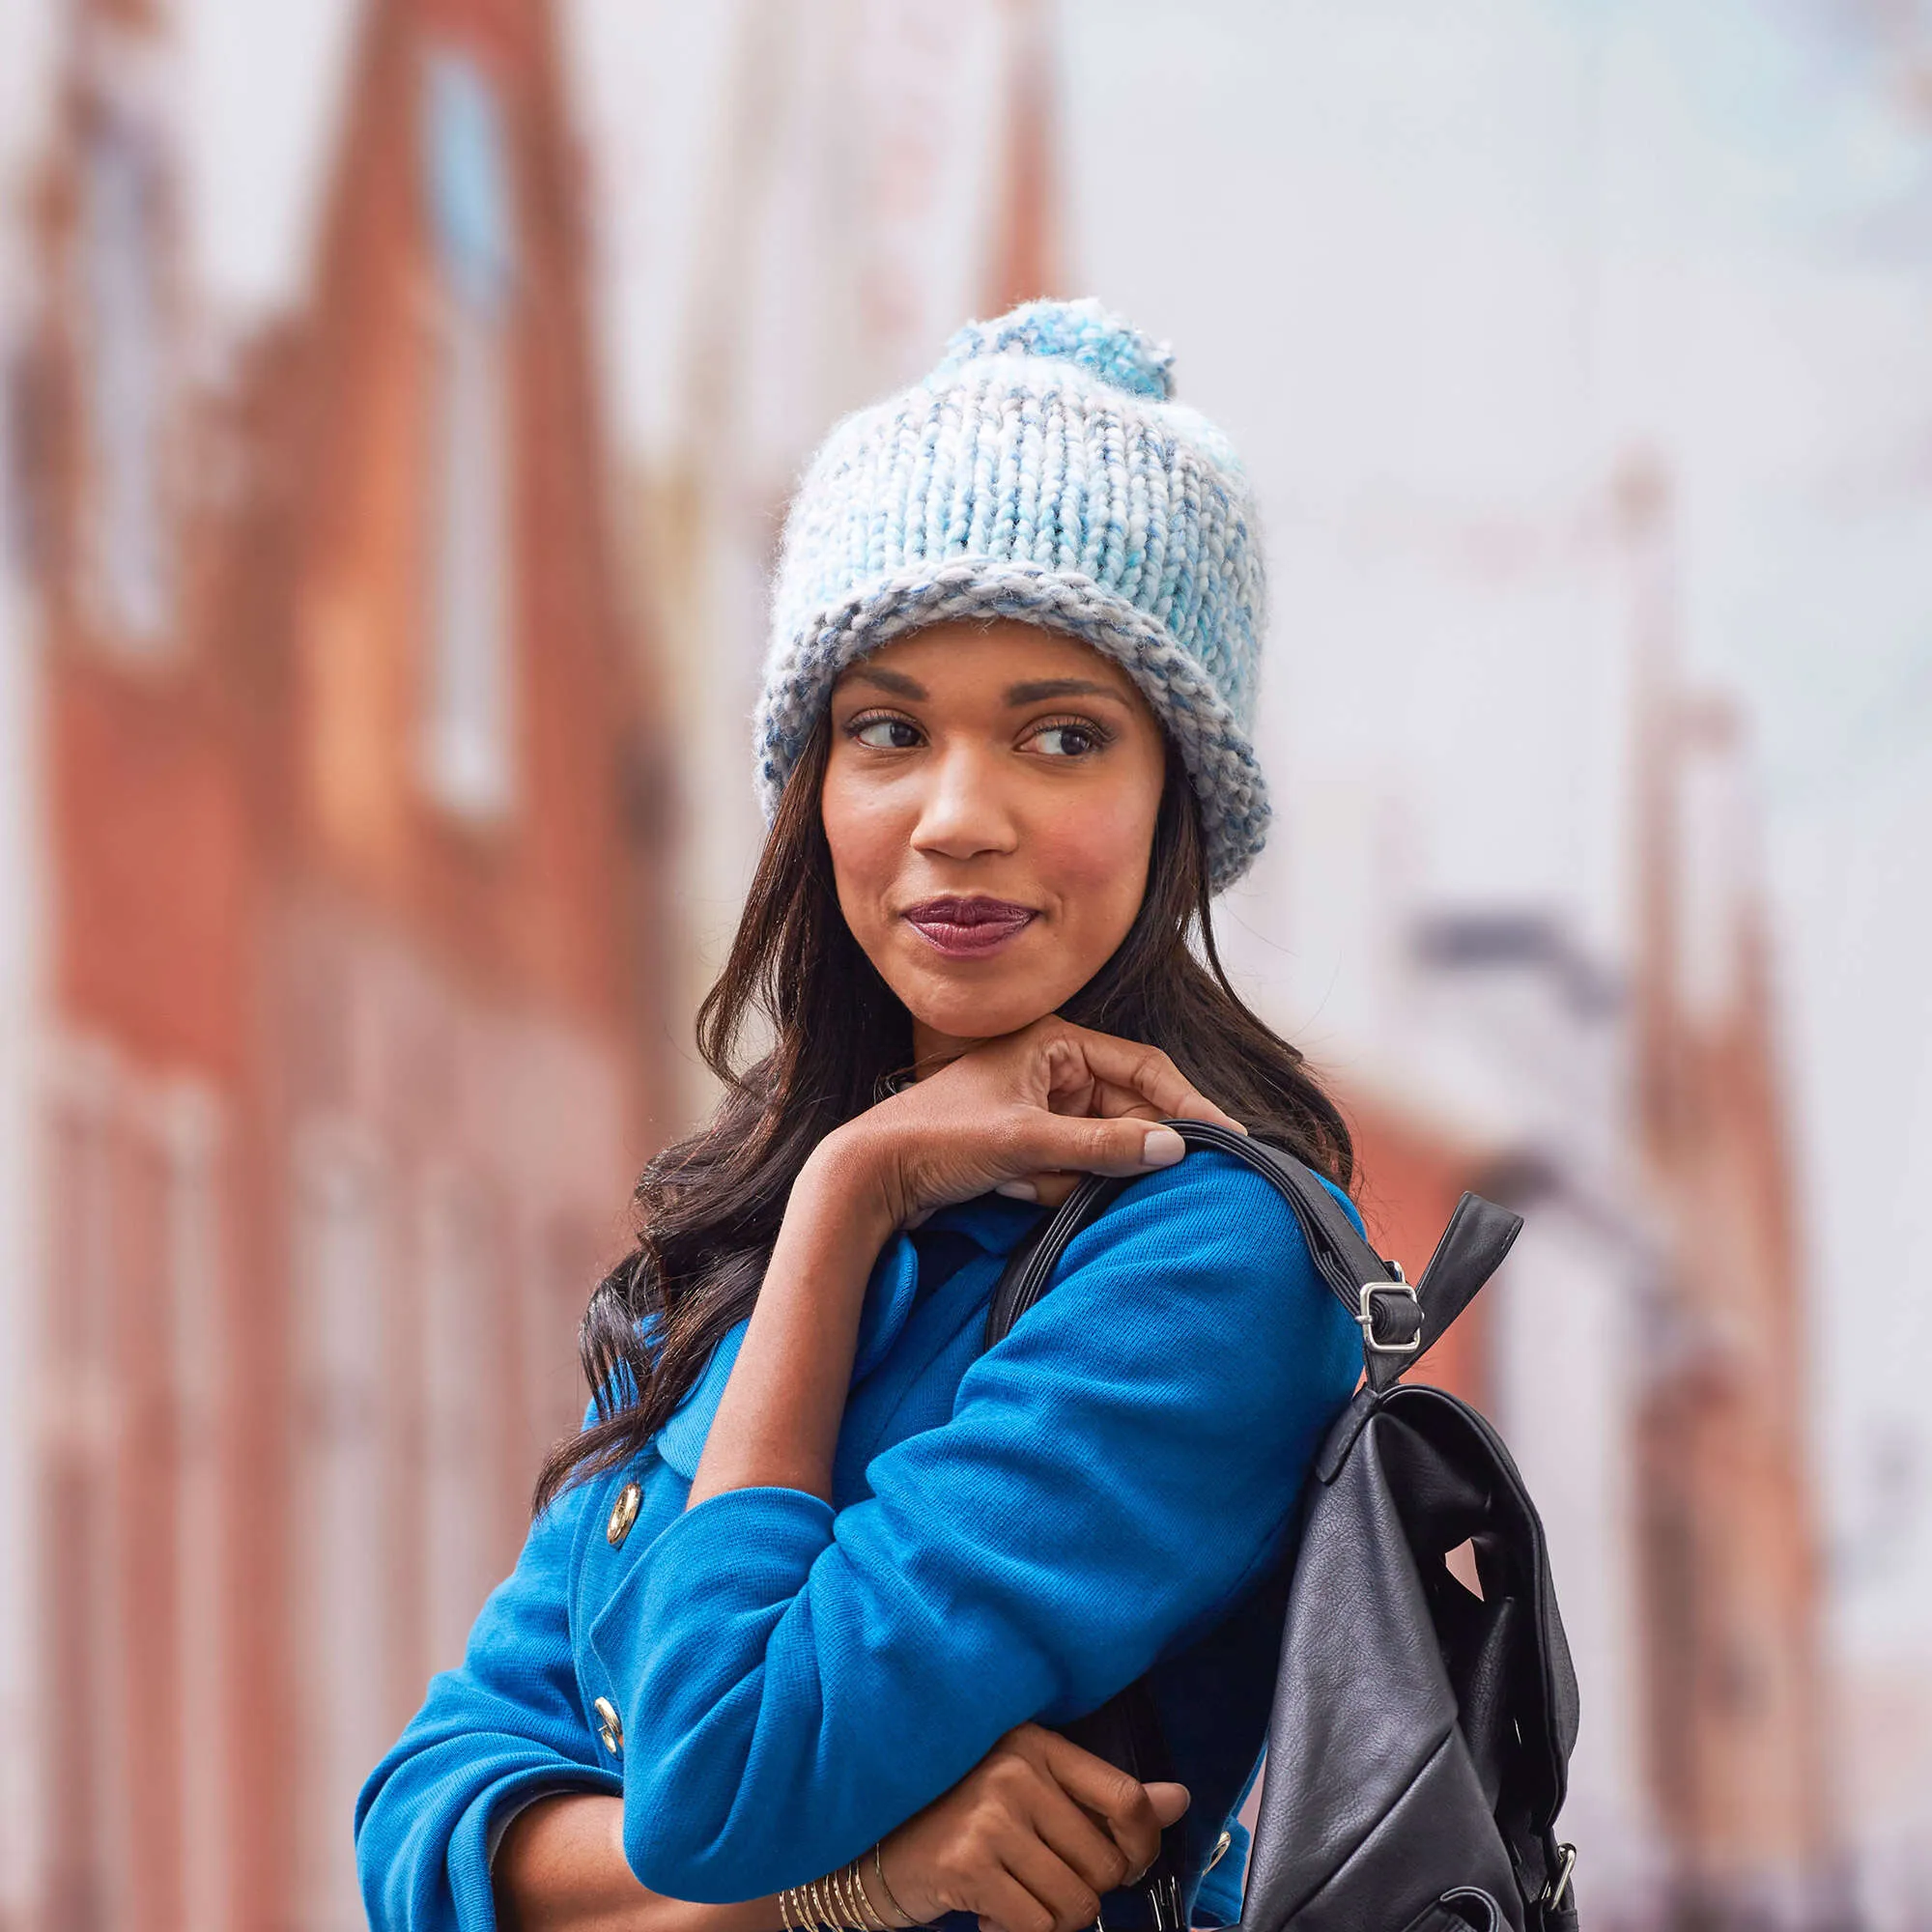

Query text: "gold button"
[607, 1482, 640, 1547]
[1206, 1829, 1233, 1872]
[593, 1695, 623, 1755]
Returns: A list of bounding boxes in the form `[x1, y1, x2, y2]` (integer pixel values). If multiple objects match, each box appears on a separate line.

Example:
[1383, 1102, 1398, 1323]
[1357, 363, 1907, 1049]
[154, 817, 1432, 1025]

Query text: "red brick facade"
[18, 3, 669, 1927]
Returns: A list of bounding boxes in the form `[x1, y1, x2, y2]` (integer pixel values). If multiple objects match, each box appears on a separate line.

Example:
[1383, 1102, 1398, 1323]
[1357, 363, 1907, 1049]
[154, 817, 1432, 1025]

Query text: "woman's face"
[821, 618, 1169, 1067]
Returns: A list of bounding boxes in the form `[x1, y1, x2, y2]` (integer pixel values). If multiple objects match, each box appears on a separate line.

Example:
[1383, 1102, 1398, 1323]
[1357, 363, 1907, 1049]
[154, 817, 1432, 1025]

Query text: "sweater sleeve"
[591, 1150, 1363, 1902]
[354, 1456, 620, 1932]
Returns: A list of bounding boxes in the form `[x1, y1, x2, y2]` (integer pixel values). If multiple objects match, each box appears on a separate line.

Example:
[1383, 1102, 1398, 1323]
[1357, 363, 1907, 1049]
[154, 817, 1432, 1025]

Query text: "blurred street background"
[0, 1, 1927, 1928]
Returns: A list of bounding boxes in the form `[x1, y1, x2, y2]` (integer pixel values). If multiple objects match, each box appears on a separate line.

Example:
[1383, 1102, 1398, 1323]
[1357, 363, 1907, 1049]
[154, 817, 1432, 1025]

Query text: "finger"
[998, 1832, 1106, 1932]
[998, 1169, 1086, 1208]
[972, 1866, 1057, 1932]
[1015, 1113, 1190, 1179]
[1045, 1027, 1246, 1135]
[1142, 1781, 1190, 1830]
[1036, 1733, 1167, 1875]
[1087, 1094, 1165, 1124]
[1021, 1775, 1136, 1899]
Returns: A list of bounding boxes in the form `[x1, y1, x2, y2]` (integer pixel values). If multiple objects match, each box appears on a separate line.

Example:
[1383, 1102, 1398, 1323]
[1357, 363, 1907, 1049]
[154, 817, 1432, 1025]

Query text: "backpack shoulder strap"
[1411, 1186, 1527, 1361]
[982, 1119, 1522, 1392]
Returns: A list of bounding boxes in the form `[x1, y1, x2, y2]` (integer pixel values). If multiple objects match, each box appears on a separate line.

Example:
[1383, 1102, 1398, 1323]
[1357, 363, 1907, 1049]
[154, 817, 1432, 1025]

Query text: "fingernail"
[1141, 1127, 1185, 1167]
[995, 1179, 1040, 1202]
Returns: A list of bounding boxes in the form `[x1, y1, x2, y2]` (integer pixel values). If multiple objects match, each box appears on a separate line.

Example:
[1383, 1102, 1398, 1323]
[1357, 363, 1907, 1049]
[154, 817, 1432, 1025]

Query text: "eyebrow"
[844, 667, 1131, 707]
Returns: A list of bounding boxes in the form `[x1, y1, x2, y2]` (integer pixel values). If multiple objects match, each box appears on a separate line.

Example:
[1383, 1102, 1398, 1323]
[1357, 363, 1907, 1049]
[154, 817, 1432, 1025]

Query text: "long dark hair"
[530, 713, 1354, 1517]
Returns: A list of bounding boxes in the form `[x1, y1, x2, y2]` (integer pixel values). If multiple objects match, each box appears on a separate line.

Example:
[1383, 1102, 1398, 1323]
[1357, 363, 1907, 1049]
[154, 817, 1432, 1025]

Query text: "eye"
[1026, 718, 1113, 759]
[847, 712, 923, 751]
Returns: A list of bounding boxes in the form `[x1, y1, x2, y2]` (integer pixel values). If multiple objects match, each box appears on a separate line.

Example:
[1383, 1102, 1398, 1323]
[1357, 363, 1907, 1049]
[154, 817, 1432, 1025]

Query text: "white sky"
[2, 0, 1929, 1671]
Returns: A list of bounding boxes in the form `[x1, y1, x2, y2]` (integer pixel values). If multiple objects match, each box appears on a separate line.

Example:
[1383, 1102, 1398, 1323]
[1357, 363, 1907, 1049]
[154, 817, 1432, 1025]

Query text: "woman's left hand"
[831, 1014, 1247, 1227]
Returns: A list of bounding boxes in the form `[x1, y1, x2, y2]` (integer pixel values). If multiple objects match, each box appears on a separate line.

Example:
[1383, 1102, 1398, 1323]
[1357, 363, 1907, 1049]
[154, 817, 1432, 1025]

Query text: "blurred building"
[2, 3, 671, 1931]
[1619, 467, 1840, 1932]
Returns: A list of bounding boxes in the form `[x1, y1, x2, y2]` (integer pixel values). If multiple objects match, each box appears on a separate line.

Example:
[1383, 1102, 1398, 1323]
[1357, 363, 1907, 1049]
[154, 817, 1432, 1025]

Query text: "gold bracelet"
[848, 1856, 894, 1932]
[811, 1873, 844, 1932]
[831, 1855, 862, 1932]
[823, 1864, 852, 1930]
[783, 1854, 903, 1932]
[838, 1860, 867, 1930]
[872, 1842, 920, 1930]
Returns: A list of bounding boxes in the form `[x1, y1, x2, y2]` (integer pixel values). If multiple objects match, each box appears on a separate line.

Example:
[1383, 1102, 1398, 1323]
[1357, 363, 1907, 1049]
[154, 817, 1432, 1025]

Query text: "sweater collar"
[922, 1189, 1049, 1255]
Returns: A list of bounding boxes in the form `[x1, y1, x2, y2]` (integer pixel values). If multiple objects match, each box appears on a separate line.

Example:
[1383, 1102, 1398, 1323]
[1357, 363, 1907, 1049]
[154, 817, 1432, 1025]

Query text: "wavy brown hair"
[531, 711, 1354, 1518]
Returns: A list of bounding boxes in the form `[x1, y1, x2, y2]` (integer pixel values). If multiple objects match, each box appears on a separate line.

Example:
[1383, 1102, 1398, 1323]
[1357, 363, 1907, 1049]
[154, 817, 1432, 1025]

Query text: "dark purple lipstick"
[900, 895, 1037, 959]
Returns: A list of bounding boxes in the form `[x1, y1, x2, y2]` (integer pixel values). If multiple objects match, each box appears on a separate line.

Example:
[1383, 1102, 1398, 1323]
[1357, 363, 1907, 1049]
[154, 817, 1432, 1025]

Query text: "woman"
[355, 299, 1368, 1932]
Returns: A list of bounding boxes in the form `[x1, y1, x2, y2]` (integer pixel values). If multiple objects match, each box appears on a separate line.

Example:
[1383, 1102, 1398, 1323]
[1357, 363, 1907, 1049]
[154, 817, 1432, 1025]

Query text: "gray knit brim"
[752, 558, 1271, 893]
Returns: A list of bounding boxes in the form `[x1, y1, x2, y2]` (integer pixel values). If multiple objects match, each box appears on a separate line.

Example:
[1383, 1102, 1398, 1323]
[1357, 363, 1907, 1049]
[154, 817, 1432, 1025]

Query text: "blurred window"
[41, 1043, 134, 1930]
[76, 105, 175, 648]
[418, 1162, 512, 1668]
[419, 49, 517, 822]
[290, 1122, 392, 1932]
[156, 1083, 230, 1932]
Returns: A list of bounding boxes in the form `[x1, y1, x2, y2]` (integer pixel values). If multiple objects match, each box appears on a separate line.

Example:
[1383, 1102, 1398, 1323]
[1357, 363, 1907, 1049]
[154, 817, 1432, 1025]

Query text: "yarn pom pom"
[933, 297, 1176, 401]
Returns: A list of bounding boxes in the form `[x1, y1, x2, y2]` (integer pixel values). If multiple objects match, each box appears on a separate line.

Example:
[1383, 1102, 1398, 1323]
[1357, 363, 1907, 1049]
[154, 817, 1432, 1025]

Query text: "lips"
[900, 896, 1037, 958]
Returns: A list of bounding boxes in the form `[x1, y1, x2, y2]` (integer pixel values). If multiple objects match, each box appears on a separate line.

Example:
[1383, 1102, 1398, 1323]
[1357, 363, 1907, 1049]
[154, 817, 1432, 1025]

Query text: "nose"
[908, 739, 1018, 863]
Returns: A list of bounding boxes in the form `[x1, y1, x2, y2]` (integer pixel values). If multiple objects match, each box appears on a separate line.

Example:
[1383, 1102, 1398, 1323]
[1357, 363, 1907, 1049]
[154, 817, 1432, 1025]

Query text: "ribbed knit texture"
[754, 298, 1273, 892]
[354, 1153, 1365, 1931]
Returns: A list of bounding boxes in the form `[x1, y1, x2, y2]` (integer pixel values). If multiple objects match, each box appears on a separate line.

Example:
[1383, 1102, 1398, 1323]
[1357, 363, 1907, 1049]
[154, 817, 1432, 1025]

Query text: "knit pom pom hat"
[753, 297, 1270, 891]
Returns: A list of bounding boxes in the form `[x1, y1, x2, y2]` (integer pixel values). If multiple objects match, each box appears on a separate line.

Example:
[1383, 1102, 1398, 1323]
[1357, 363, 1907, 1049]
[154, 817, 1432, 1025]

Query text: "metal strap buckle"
[1542, 1842, 1578, 1913]
[1356, 1264, 1422, 1355]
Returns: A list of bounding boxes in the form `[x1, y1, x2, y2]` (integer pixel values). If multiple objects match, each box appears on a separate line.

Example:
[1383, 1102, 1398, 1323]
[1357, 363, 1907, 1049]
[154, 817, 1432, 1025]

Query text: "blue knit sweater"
[354, 1148, 1365, 1930]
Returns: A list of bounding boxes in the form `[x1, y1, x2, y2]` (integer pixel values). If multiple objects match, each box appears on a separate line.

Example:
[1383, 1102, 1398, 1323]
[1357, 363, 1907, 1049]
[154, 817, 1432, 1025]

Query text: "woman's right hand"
[828, 1014, 1246, 1229]
[873, 1721, 1189, 1932]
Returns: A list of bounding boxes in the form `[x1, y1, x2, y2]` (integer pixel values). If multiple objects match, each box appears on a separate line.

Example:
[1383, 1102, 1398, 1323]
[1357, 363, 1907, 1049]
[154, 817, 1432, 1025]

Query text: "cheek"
[1035, 787, 1160, 929]
[820, 771, 905, 930]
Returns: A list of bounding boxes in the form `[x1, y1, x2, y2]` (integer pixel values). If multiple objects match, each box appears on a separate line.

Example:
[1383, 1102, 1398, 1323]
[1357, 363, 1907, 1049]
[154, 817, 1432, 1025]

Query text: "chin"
[899, 975, 1062, 1043]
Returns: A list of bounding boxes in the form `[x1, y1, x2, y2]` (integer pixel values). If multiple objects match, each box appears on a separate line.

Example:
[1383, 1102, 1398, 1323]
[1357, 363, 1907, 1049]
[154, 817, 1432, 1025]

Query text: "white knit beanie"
[753, 298, 1270, 892]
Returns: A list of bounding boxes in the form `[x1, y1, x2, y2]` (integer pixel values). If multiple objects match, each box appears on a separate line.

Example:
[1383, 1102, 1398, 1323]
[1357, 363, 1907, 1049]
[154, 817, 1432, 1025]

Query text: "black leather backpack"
[980, 1122, 1581, 1932]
